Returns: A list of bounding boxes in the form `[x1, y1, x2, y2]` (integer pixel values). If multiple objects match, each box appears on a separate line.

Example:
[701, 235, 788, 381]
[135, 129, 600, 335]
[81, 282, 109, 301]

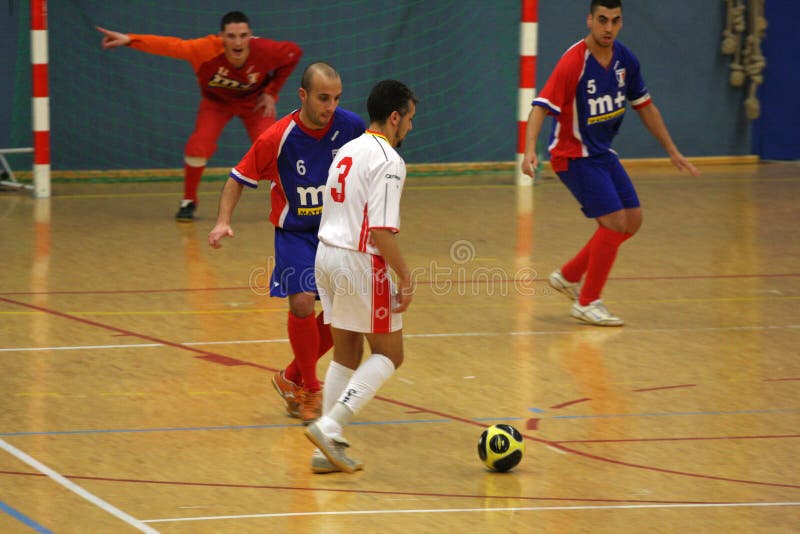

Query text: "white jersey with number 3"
[318, 130, 406, 255]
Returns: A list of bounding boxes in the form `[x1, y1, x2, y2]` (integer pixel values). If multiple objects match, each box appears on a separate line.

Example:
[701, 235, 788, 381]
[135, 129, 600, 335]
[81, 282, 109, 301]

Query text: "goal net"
[7, 1, 519, 178]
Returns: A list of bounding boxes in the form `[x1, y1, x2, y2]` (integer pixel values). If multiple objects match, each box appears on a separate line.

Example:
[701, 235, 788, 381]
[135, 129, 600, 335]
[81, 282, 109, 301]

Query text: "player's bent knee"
[289, 303, 316, 317]
[184, 155, 208, 167]
[288, 295, 317, 318]
[380, 351, 403, 370]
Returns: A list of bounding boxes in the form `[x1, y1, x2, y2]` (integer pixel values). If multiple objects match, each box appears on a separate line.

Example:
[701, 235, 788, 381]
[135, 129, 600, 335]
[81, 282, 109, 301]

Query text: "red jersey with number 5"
[318, 131, 406, 255]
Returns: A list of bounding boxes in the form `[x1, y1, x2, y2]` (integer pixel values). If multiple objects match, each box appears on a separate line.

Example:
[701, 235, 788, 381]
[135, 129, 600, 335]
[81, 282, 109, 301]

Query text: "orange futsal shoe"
[272, 370, 301, 418]
[300, 388, 322, 425]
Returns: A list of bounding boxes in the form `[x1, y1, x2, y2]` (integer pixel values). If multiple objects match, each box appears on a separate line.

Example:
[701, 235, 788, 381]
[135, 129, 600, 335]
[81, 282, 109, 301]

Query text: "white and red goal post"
[32, 0, 51, 198]
[516, 0, 538, 186]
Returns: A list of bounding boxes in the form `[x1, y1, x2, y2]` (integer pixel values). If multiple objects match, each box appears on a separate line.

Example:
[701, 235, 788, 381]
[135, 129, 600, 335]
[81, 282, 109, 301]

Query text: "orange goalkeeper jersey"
[127, 34, 302, 104]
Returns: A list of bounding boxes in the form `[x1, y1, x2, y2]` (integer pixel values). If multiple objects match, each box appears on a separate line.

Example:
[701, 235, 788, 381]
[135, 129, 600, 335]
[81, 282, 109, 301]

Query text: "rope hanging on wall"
[721, 0, 767, 119]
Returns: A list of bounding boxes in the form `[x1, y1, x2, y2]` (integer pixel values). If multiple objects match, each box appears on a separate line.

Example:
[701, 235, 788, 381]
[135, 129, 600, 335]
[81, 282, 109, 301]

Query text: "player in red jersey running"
[97, 11, 301, 221]
[521, 0, 699, 326]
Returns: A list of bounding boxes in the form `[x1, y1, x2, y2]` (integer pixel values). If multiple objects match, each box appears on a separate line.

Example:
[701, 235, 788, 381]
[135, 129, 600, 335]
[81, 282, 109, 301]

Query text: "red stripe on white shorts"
[371, 254, 392, 333]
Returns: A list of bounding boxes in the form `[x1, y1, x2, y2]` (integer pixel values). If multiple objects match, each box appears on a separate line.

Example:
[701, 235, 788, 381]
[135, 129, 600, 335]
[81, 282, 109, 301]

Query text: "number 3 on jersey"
[330, 156, 352, 202]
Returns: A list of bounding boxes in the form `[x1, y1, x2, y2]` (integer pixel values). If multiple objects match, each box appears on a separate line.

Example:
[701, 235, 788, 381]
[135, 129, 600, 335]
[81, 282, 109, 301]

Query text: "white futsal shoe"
[571, 299, 624, 327]
[549, 269, 581, 301]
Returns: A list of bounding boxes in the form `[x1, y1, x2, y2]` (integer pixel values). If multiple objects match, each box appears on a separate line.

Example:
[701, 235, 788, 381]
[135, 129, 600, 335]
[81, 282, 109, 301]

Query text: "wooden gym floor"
[1, 162, 798, 532]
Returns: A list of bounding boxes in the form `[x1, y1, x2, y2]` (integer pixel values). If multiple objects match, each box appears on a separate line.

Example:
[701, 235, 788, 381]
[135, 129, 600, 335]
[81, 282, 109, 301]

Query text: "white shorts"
[315, 241, 402, 333]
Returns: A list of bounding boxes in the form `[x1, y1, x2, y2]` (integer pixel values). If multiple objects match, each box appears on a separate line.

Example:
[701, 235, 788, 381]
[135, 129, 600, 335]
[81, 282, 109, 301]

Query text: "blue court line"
[0, 419, 452, 438]
[550, 408, 800, 419]
[0, 409, 796, 438]
[0, 500, 54, 533]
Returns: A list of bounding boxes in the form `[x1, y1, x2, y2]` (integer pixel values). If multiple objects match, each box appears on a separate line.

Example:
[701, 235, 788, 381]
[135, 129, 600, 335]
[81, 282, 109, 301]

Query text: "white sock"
[322, 360, 355, 415]
[335, 353, 395, 419]
[317, 354, 396, 438]
[317, 415, 344, 438]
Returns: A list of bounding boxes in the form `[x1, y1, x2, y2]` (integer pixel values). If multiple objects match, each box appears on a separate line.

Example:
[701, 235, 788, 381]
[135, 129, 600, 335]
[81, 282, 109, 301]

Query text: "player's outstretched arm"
[96, 26, 131, 49]
[636, 103, 700, 177]
[208, 178, 245, 249]
[521, 106, 548, 177]
[370, 229, 413, 313]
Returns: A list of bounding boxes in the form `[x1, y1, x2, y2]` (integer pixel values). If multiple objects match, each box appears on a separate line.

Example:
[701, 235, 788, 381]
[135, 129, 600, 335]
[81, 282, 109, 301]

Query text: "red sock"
[286, 312, 332, 384]
[578, 227, 630, 306]
[183, 163, 205, 202]
[561, 235, 594, 283]
[316, 312, 333, 359]
[287, 312, 321, 391]
[284, 361, 301, 385]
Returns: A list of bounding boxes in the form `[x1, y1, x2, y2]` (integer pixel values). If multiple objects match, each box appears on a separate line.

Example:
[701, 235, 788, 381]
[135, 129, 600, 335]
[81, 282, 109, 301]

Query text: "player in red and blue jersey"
[521, 0, 699, 326]
[208, 63, 365, 427]
[97, 11, 302, 221]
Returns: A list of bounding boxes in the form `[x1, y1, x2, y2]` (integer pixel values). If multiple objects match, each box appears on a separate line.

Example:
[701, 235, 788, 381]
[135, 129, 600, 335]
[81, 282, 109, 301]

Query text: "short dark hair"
[367, 80, 417, 124]
[300, 62, 340, 92]
[591, 0, 622, 13]
[220, 11, 249, 31]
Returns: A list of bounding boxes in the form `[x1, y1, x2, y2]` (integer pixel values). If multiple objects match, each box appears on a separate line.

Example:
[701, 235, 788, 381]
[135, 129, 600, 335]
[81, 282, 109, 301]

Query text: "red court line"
[0, 286, 251, 296]
[764, 377, 800, 382]
[557, 434, 800, 444]
[1, 295, 798, 491]
[546, 441, 800, 490]
[1, 272, 798, 296]
[0, 296, 273, 372]
[550, 398, 592, 409]
[632, 384, 696, 393]
[0, 470, 743, 505]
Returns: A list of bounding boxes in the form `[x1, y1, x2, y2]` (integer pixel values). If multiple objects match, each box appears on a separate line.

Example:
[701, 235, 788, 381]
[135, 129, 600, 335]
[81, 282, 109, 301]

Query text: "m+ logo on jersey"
[296, 185, 325, 215]
[587, 90, 627, 125]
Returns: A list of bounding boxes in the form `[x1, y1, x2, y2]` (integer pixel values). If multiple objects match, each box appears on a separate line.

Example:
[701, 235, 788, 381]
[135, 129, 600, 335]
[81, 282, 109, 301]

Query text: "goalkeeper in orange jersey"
[97, 11, 302, 221]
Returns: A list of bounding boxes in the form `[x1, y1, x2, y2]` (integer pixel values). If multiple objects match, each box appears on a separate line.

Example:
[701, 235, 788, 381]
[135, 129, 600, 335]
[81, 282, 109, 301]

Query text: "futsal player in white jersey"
[305, 80, 417, 473]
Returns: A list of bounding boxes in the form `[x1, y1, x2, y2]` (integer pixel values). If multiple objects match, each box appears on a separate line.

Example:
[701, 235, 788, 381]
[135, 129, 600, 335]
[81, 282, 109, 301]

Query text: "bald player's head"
[298, 62, 343, 129]
[301, 62, 340, 92]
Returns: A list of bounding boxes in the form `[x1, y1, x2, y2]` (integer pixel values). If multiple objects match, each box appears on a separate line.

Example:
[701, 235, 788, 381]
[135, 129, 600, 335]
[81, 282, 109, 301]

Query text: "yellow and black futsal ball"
[477, 424, 525, 472]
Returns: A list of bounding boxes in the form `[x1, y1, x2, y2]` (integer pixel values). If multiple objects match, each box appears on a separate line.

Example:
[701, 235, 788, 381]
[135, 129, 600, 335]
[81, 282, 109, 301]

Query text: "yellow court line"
[633, 176, 800, 186]
[55, 191, 181, 200]
[0, 308, 285, 316]
[42, 174, 800, 200]
[1, 295, 798, 317]
[13, 390, 240, 399]
[53, 185, 520, 199]
[412, 295, 800, 305]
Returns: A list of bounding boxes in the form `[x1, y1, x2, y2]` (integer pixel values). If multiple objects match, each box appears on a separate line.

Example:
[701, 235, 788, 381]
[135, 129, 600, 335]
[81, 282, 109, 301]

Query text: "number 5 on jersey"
[330, 157, 352, 203]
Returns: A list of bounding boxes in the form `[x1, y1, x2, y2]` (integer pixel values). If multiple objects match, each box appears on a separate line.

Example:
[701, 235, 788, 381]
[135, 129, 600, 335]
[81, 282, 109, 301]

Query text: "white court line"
[1, 324, 798, 353]
[142, 501, 800, 523]
[0, 439, 158, 533]
[0, 343, 163, 352]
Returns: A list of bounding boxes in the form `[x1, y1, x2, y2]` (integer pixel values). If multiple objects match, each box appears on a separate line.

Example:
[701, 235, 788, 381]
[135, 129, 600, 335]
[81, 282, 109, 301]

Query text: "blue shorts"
[556, 153, 640, 218]
[271, 227, 320, 298]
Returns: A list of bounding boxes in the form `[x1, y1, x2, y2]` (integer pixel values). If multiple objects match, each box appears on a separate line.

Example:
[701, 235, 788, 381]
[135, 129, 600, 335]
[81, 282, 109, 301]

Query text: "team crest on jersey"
[615, 67, 626, 88]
